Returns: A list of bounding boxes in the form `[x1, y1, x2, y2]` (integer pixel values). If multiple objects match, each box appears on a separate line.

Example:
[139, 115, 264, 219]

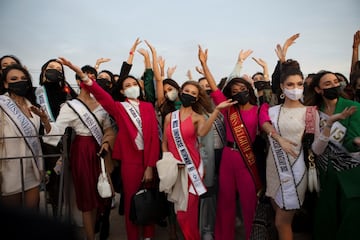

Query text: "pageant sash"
[67, 99, 103, 145]
[0, 95, 42, 167]
[228, 106, 262, 194]
[120, 102, 143, 136]
[268, 105, 304, 209]
[171, 110, 207, 196]
[35, 86, 55, 122]
[318, 111, 360, 171]
[214, 113, 226, 146]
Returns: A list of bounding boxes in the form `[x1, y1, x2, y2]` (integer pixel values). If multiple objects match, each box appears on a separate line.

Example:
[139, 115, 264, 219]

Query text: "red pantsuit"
[82, 82, 160, 240]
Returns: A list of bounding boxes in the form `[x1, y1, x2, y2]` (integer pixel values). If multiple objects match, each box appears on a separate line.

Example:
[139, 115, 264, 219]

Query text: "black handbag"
[129, 187, 169, 225]
[250, 195, 278, 240]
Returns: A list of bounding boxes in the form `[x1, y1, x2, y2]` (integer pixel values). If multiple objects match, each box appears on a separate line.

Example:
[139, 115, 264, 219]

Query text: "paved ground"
[41, 192, 312, 239]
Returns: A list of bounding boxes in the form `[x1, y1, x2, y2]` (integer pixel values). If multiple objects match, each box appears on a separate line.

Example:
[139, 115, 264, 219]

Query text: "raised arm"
[198, 45, 218, 91]
[127, 37, 142, 65]
[167, 65, 177, 79]
[138, 48, 155, 104]
[228, 49, 253, 80]
[351, 30, 360, 73]
[94, 57, 111, 72]
[146, 40, 166, 106]
[119, 38, 142, 81]
[197, 99, 237, 136]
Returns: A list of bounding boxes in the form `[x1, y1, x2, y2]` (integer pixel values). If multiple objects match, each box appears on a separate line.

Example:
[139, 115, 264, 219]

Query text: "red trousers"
[177, 193, 200, 240]
[215, 147, 257, 240]
[121, 163, 155, 240]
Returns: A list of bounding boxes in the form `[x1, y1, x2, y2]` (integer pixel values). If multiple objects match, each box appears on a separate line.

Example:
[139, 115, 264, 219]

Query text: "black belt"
[226, 141, 239, 151]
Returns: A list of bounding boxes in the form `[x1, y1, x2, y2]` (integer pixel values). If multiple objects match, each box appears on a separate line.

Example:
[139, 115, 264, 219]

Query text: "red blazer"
[81, 82, 160, 167]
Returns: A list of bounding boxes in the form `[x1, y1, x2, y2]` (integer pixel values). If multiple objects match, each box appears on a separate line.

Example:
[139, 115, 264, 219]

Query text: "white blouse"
[44, 100, 111, 146]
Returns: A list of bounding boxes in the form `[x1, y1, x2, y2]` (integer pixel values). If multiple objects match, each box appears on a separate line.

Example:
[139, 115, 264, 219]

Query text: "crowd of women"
[0, 30, 359, 240]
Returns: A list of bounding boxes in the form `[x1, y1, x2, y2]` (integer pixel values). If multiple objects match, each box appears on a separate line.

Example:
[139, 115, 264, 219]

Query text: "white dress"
[266, 106, 308, 209]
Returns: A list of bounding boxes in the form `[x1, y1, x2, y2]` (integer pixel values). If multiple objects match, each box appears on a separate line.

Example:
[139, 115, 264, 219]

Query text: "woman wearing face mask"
[161, 80, 235, 240]
[32, 57, 114, 240]
[0, 64, 43, 209]
[304, 70, 360, 240]
[262, 67, 324, 240]
[79, 63, 160, 240]
[37, 59, 78, 217]
[0, 55, 23, 94]
[199, 46, 274, 240]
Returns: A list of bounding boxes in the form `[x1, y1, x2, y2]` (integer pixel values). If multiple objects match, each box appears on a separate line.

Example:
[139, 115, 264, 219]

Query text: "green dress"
[315, 97, 360, 240]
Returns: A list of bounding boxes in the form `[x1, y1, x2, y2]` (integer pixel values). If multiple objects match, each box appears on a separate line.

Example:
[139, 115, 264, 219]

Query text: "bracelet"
[268, 130, 277, 138]
[129, 51, 134, 55]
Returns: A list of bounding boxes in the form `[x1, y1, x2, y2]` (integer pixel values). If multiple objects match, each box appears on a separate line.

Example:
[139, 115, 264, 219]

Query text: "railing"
[0, 134, 71, 221]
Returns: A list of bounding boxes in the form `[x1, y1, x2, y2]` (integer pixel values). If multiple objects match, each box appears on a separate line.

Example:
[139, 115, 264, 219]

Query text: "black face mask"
[45, 69, 64, 83]
[205, 89, 212, 96]
[254, 81, 270, 91]
[232, 90, 250, 105]
[97, 78, 112, 93]
[8, 80, 30, 97]
[322, 86, 340, 100]
[180, 93, 197, 108]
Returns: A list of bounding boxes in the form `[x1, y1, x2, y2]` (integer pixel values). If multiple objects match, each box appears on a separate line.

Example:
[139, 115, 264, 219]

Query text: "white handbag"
[307, 150, 320, 193]
[97, 157, 113, 198]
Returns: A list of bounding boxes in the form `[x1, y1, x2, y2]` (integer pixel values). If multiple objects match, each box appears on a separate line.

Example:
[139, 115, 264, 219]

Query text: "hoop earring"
[280, 93, 285, 99]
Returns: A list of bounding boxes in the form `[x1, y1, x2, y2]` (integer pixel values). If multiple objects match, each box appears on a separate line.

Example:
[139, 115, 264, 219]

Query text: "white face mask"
[124, 85, 140, 99]
[283, 88, 303, 101]
[166, 89, 178, 101]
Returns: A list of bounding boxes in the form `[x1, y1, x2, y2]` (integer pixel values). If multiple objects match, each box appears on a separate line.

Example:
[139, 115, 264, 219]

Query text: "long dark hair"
[159, 78, 181, 119]
[222, 77, 257, 105]
[1, 64, 38, 107]
[39, 59, 66, 86]
[304, 70, 347, 108]
[180, 81, 213, 115]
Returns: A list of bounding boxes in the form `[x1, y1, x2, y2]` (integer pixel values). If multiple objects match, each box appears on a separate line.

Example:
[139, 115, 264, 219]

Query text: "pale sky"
[1, 0, 359, 86]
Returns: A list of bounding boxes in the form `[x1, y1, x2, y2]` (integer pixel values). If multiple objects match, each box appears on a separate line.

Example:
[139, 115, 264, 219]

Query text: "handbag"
[250, 194, 278, 240]
[304, 107, 320, 193]
[97, 156, 114, 198]
[129, 185, 169, 225]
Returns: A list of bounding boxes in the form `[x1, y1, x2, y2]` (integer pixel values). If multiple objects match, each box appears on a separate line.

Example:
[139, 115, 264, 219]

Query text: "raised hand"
[329, 106, 357, 124]
[283, 33, 300, 56]
[238, 49, 253, 63]
[275, 44, 286, 63]
[137, 48, 149, 57]
[167, 65, 177, 78]
[252, 57, 267, 69]
[130, 37, 142, 53]
[198, 45, 208, 64]
[195, 66, 204, 75]
[95, 58, 111, 66]
[186, 70, 193, 80]
[353, 30, 360, 48]
[216, 99, 238, 111]
[144, 40, 156, 54]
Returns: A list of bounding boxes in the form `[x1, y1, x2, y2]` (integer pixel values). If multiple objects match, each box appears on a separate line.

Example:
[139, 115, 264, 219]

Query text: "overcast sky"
[1, 0, 359, 86]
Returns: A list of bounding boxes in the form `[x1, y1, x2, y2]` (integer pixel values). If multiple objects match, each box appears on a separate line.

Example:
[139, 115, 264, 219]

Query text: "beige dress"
[0, 97, 43, 196]
[266, 106, 308, 209]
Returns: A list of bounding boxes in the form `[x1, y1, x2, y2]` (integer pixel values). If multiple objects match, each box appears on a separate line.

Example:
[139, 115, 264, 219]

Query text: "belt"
[226, 141, 239, 151]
